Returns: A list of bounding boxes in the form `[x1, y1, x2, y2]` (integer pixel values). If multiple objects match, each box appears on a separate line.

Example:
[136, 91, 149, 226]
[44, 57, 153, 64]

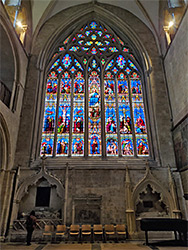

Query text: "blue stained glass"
[41, 136, 54, 156]
[119, 103, 132, 134]
[105, 41, 110, 45]
[74, 59, 83, 70]
[133, 103, 146, 134]
[104, 34, 111, 38]
[116, 55, 126, 69]
[95, 41, 103, 46]
[121, 136, 134, 156]
[89, 135, 101, 155]
[99, 47, 107, 51]
[97, 67, 101, 72]
[90, 21, 97, 29]
[91, 34, 97, 40]
[104, 80, 115, 95]
[62, 54, 72, 68]
[69, 46, 79, 51]
[105, 105, 117, 133]
[89, 89, 100, 107]
[131, 79, 142, 94]
[73, 106, 84, 133]
[85, 30, 92, 36]
[125, 67, 131, 74]
[56, 135, 69, 155]
[74, 78, 84, 93]
[50, 59, 59, 69]
[78, 40, 84, 45]
[109, 47, 118, 52]
[61, 78, 71, 94]
[106, 135, 118, 156]
[43, 103, 56, 133]
[85, 41, 93, 46]
[72, 136, 84, 155]
[118, 79, 128, 94]
[82, 47, 89, 51]
[57, 66, 63, 73]
[91, 47, 97, 54]
[112, 67, 118, 74]
[70, 66, 76, 74]
[77, 34, 85, 38]
[57, 103, 71, 134]
[95, 30, 103, 36]
[46, 79, 58, 94]
[92, 59, 97, 68]
[128, 59, 138, 70]
[136, 136, 149, 156]
[105, 59, 114, 70]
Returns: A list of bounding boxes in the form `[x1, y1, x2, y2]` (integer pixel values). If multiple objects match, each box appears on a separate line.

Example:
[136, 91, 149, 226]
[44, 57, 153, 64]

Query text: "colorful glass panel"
[88, 72, 101, 156]
[62, 54, 72, 68]
[106, 135, 118, 156]
[72, 73, 85, 156]
[41, 135, 54, 156]
[121, 135, 134, 156]
[72, 135, 84, 156]
[136, 135, 149, 156]
[56, 135, 69, 156]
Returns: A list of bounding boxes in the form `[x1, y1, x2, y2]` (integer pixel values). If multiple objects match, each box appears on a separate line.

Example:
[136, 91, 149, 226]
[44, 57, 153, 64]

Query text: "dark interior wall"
[0, 23, 15, 91]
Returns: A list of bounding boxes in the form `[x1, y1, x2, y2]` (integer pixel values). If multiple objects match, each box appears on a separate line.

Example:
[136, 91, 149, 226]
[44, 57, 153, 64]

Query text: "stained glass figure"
[57, 102, 71, 134]
[72, 71, 85, 155]
[136, 135, 149, 156]
[106, 135, 118, 156]
[72, 135, 84, 156]
[56, 135, 69, 156]
[89, 134, 101, 155]
[121, 136, 134, 156]
[41, 20, 149, 158]
[88, 72, 101, 156]
[61, 77, 71, 94]
[41, 136, 54, 156]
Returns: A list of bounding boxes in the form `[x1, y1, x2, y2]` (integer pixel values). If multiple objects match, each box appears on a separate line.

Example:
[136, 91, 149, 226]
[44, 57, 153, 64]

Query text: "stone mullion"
[115, 75, 122, 157]
[69, 76, 74, 157]
[53, 75, 61, 157]
[101, 65, 106, 158]
[85, 68, 89, 158]
[128, 76, 137, 157]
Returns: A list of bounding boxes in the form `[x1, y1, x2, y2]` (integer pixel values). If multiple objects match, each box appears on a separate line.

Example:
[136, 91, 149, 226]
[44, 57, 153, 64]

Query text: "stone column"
[168, 166, 181, 218]
[125, 166, 136, 236]
[72, 200, 75, 224]
[63, 163, 69, 225]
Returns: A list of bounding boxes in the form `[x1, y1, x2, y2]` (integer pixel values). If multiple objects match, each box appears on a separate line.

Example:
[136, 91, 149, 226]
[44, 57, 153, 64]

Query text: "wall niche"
[136, 184, 169, 219]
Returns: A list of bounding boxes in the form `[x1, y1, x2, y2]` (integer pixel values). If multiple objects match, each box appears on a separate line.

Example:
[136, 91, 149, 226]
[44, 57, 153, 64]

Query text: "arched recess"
[132, 166, 177, 220]
[0, 14, 20, 111]
[16, 166, 64, 203]
[30, 3, 160, 164]
[11, 164, 65, 222]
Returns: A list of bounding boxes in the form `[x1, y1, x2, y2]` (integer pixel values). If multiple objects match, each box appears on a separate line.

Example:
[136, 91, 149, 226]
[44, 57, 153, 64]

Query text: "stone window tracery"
[41, 20, 149, 158]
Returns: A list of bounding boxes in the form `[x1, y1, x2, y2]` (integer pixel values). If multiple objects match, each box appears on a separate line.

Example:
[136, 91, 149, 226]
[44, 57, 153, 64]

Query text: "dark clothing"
[26, 215, 36, 245]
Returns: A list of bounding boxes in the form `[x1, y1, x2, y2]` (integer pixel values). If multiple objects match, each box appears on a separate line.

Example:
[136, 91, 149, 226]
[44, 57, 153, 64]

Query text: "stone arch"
[11, 164, 65, 223]
[132, 166, 176, 218]
[16, 165, 64, 203]
[0, 114, 11, 171]
[29, 2, 160, 163]
[0, 13, 21, 110]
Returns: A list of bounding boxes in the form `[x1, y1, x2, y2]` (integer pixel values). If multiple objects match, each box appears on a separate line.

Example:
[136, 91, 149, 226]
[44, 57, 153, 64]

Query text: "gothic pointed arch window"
[41, 21, 149, 158]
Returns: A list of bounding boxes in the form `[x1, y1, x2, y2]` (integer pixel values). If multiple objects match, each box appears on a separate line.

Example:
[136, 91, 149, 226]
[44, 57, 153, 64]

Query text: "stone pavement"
[0, 241, 187, 250]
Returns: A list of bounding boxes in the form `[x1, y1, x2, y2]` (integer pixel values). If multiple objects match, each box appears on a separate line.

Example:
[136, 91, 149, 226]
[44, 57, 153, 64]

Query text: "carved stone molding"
[132, 165, 175, 216]
[15, 161, 64, 203]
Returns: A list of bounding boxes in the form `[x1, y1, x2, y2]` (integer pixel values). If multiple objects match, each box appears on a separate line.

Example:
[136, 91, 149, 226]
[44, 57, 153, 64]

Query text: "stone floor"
[0, 241, 187, 250]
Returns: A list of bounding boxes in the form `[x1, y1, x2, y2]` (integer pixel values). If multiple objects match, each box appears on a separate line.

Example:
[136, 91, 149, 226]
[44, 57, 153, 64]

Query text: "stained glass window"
[41, 20, 149, 158]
